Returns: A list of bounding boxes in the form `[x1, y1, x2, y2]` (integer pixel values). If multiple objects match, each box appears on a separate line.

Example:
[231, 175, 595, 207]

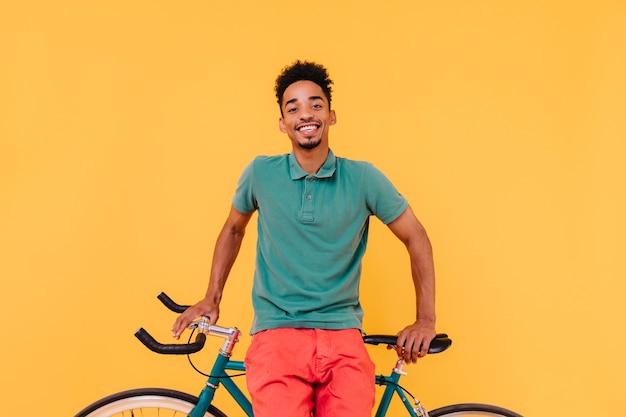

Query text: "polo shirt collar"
[289, 149, 337, 180]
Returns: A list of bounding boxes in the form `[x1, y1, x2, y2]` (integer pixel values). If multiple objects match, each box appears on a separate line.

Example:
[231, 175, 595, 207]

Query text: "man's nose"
[299, 108, 313, 120]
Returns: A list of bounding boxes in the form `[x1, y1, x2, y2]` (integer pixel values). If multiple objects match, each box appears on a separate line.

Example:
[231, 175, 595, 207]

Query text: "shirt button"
[308, 177, 315, 182]
[306, 194, 312, 200]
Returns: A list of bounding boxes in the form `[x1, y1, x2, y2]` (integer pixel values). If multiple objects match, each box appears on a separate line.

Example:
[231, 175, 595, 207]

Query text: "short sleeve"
[364, 163, 408, 224]
[232, 159, 258, 214]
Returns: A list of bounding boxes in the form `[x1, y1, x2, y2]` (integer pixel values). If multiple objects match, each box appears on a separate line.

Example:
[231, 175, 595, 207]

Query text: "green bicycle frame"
[189, 352, 418, 417]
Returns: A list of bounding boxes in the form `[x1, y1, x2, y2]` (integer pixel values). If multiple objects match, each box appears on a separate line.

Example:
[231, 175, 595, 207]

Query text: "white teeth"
[299, 125, 317, 132]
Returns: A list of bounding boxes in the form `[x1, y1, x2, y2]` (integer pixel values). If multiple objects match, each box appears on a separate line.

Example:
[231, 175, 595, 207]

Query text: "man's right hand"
[171, 298, 219, 340]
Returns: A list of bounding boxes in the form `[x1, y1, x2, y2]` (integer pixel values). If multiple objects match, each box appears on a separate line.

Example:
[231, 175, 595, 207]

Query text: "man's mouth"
[297, 123, 320, 133]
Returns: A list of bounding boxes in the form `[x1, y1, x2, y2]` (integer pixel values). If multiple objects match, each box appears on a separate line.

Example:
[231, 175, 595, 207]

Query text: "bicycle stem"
[193, 317, 241, 356]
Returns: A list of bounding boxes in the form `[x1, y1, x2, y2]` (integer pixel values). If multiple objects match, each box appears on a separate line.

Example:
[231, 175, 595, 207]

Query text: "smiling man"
[172, 61, 437, 417]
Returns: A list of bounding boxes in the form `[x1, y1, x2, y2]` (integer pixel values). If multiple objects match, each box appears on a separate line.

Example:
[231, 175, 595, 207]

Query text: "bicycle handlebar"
[157, 292, 190, 313]
[136, 293, 241, 355]
[363, 334, 452, 354]
[137, 292, 452, 356]
[135, 328, 207, 355]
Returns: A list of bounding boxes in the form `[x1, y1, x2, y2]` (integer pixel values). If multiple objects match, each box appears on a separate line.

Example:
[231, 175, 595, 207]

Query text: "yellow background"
[1, 1, 625, 416]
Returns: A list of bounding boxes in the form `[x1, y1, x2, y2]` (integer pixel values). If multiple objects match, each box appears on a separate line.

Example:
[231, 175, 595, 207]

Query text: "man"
[172, 60, 436, 417]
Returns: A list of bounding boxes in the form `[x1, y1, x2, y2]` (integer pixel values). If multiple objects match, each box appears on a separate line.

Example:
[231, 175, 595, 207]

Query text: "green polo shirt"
[232, 149, 408, 334]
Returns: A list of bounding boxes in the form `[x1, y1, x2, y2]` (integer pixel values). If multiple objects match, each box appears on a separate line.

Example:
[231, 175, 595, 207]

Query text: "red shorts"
[245, 328, 375, 417]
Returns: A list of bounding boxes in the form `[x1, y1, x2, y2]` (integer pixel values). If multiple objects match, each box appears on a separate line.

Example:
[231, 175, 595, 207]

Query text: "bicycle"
[75, 292, 523, 417]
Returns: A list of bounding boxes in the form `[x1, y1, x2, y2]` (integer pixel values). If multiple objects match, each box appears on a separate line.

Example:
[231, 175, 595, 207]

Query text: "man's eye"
[312, 104, 322, 109]
[287, 107, 297, 113]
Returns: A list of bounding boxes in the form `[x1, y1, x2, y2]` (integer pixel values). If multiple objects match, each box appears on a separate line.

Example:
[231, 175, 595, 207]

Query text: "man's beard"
[298, 138, 322, 150]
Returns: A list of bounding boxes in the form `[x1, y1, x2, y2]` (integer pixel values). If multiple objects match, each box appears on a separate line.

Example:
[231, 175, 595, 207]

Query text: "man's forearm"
[409, 230, 436, 324]
[204, 222, 247, 303]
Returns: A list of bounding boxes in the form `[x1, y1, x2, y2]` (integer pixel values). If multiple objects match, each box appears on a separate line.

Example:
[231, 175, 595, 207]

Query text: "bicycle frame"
[190, 346, 424, 417]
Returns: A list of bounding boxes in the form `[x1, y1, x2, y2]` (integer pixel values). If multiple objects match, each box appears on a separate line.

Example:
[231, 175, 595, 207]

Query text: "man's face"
[279, 80, 336, 150]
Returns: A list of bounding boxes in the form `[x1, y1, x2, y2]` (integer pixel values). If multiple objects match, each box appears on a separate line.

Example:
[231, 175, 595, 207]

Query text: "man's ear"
[278, 117, 287, 133]
[330, 110, 337, 126]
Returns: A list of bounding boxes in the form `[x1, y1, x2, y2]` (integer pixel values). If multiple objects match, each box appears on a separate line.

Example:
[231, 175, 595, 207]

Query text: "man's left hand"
[395, 321, 436, 364]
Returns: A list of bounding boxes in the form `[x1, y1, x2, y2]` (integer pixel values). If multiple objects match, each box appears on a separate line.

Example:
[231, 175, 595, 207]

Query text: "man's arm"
[171, 205, 253, 339]
[386, 205, 437, 363]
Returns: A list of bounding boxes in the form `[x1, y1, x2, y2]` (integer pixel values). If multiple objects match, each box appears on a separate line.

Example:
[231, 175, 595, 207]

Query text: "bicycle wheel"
[74, 387, 228, 417]
[428, 403, 523, 417]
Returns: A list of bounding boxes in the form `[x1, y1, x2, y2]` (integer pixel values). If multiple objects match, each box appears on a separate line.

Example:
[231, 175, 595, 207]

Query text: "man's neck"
[293, 146, 329, 175]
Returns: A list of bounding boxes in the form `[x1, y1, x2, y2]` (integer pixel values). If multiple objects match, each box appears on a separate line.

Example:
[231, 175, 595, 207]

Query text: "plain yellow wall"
[2, 1, 625, 416]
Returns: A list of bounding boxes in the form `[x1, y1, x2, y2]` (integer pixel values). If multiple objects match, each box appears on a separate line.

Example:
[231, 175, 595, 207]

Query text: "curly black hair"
[275, 60, 333, 113]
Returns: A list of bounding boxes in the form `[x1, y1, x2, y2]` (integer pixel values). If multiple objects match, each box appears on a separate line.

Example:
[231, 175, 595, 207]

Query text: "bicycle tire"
[428, 402, 523, 417]
[74, 387, 228, 417]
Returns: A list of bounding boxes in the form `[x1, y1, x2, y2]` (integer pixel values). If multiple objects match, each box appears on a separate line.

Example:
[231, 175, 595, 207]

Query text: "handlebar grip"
[134, 327, 206, 355]
[157, 292, 190, 313]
